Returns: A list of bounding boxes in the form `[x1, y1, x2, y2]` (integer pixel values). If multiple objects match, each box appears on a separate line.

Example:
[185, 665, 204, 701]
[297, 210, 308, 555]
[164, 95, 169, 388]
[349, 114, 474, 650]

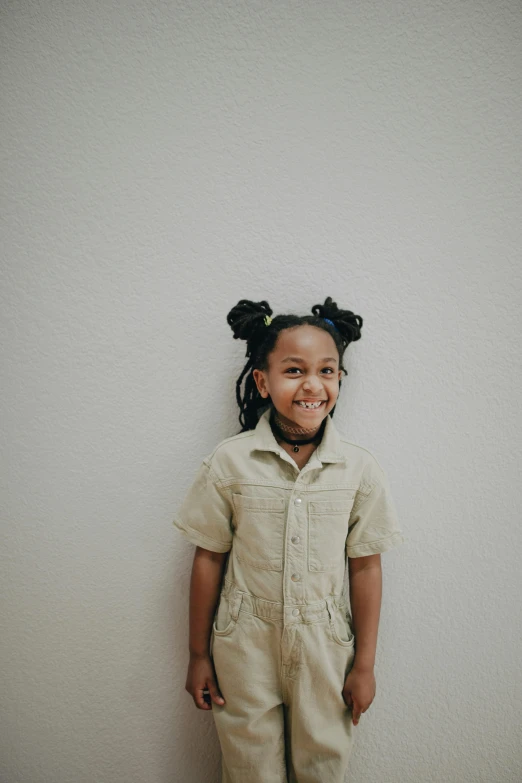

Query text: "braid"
[238, 368, 264, 431]
[227, 300, 275, 430]
[226, 297, 363, 433]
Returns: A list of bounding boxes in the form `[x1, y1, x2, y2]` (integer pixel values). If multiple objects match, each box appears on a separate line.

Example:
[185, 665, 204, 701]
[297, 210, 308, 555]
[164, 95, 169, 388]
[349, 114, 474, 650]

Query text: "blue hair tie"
[323, 318, 337, 330]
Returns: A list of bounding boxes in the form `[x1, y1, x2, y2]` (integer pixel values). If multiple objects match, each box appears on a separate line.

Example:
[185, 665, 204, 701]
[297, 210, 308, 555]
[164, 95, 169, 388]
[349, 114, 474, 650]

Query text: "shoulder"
[206, 429, 254, 459]
[202, 429, 257, 477]
[335, 432, 391, 492]
[339, 436, 386, 468]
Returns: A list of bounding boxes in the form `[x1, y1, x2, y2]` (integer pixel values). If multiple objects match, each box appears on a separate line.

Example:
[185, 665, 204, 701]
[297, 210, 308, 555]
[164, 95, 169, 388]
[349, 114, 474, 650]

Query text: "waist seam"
[221, 578, 346, 621]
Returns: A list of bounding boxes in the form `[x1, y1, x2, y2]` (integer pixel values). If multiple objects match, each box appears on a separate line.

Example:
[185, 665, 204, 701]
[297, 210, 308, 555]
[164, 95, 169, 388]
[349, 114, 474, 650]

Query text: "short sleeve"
[172, 459, 233, 553]
[346, 460, 404, 558]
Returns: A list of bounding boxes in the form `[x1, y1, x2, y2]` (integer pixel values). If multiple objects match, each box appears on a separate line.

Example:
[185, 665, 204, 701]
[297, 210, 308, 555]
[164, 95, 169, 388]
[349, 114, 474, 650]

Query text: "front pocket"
[328, 606, 356, 649]
[232, 493, 286, 571]
[212, 595, 239, 637]
[308, 496, 355, 572]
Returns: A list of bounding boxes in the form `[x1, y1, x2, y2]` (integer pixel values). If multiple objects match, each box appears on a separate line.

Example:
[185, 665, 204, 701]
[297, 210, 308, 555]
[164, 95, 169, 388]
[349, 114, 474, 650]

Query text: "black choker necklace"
[270, 409, 326, 453]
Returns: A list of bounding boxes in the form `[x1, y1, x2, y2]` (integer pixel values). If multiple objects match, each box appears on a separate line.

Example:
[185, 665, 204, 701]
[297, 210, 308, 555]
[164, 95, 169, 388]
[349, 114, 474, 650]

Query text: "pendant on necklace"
[293, 445, 300, 453]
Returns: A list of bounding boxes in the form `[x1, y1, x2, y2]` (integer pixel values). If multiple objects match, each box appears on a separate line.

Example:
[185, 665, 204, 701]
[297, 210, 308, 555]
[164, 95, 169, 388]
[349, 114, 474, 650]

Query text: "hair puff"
[226, 299, 273, 351]
[311, 296, 363, 347]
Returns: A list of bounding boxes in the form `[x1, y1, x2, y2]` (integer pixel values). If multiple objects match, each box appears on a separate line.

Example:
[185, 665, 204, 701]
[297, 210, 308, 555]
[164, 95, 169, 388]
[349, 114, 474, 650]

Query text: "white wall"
[1, 1, 521, 781]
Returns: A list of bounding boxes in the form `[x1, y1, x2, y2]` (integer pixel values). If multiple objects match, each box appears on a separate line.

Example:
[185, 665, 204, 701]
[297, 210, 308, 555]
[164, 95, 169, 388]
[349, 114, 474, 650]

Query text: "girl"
[173, 297, 404, 783]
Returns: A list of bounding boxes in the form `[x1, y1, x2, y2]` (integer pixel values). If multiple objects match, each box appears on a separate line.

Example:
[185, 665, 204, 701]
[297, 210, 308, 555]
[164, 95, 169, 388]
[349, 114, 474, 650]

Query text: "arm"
[349, 552, 382, 671]
[343, 553, 382, 725]
[185, 546, 228, 710]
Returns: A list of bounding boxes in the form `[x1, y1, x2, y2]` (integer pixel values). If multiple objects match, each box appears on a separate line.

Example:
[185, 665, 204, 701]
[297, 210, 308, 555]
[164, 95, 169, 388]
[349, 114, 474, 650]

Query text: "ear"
[252, 369, 269, 398]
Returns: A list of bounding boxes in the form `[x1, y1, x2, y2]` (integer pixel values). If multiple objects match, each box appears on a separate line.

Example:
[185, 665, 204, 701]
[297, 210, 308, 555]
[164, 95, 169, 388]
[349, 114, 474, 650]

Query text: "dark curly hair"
[226, 297, 363, 432]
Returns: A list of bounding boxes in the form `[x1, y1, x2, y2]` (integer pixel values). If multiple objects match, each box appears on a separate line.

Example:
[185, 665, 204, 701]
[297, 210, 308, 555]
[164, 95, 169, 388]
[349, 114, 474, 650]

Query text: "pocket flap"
[309, 497, 354, 515]
[232, 494, 285, 513]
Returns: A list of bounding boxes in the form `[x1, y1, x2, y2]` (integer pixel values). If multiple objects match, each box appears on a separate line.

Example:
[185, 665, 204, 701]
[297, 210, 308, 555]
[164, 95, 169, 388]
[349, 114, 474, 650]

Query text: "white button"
[291, 573, 301, 581]
[294, 497, 302, 504]
[292, 609, 300, 616]
[291, 536, 300, 544]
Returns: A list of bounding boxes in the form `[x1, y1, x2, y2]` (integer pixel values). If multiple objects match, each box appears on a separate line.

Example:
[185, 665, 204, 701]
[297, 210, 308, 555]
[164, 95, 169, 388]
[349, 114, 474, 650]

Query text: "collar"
[249, 406, 346, 464]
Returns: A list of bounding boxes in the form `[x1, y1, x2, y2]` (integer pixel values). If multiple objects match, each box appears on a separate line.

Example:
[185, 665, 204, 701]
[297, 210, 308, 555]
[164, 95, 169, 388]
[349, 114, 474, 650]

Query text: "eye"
[285, 367, 335, 374]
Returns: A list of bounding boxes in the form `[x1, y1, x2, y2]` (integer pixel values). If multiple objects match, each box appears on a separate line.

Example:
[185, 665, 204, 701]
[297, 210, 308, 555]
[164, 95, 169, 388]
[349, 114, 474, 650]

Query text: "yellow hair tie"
[264, 315, 272, 326]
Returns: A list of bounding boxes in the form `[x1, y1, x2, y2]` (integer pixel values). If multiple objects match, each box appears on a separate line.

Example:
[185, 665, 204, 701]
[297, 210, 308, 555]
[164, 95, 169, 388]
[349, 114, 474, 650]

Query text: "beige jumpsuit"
[173, 406, 404, 783]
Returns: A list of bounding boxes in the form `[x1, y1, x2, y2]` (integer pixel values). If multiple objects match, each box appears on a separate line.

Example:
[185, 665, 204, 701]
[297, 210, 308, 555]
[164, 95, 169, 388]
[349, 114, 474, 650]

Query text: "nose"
[302, 376, 324, 394]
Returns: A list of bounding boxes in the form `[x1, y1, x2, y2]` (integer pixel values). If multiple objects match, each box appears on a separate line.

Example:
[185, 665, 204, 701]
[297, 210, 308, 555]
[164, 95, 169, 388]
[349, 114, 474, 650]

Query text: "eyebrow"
[280, 356, 338, 364]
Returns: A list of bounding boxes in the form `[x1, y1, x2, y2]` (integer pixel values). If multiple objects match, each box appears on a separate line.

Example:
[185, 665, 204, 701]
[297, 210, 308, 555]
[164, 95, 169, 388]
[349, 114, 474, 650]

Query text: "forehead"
[269, 325, 339, 365]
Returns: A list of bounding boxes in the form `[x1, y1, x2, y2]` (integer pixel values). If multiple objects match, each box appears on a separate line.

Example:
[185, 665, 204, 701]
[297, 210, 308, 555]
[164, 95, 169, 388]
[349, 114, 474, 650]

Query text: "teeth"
[296, 401, 323, 408]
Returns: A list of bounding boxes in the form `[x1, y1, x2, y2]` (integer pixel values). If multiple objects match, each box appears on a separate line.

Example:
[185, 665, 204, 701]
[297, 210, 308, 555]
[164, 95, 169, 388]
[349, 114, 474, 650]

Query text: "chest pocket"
[308, 495, 356, 572]
[232, 493, 286, 571]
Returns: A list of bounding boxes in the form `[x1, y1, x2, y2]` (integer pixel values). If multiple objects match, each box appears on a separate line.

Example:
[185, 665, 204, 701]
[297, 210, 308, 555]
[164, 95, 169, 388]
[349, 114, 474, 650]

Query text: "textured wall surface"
[1, 1, 521, 782]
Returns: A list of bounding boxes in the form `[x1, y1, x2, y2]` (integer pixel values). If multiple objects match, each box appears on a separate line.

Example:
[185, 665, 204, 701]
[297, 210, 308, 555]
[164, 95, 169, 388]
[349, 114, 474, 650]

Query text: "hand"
[342, 666, 376, 726]
[185, 653, 225, 711]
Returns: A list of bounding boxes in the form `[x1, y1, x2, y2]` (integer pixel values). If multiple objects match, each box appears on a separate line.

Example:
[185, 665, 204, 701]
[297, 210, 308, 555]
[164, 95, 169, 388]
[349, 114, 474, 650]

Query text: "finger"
[207, 678, 226, 706]
[342, 690, 352, 709]
[193, 687, 212, 710]
[352, 702, 361, 725]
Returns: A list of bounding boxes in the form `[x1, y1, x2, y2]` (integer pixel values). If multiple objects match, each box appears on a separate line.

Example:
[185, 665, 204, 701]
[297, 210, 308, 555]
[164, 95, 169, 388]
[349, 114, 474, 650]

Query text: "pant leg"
[211, 608, 288, 783]
[283, 609, 356, 783]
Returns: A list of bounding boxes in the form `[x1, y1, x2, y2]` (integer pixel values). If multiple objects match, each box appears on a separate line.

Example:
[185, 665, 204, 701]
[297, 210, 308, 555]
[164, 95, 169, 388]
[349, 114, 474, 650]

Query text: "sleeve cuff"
[172, 518, 232, 553]
[346, 531, 405, 558]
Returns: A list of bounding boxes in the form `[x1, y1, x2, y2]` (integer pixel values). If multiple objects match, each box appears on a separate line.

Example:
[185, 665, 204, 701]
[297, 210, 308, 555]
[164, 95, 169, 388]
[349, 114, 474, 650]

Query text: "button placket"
[284, 464, 320, 603]
[284, 486, 306, 608]
[291, 498, 302, 548]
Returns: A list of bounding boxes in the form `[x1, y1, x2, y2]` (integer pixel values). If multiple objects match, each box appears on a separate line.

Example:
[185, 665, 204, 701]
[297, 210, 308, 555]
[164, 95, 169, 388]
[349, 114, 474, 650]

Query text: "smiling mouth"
[293, 400, 326, 410]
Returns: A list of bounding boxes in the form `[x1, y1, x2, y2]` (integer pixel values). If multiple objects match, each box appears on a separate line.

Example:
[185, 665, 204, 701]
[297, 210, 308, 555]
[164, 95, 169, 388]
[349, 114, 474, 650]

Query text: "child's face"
[252, 325, 342, 432]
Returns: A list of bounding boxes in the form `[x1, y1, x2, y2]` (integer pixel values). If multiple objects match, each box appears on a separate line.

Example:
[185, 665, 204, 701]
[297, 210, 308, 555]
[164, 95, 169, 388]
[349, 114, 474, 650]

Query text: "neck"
[270, 408, 326, 447]
[273, 411, 324, 439]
